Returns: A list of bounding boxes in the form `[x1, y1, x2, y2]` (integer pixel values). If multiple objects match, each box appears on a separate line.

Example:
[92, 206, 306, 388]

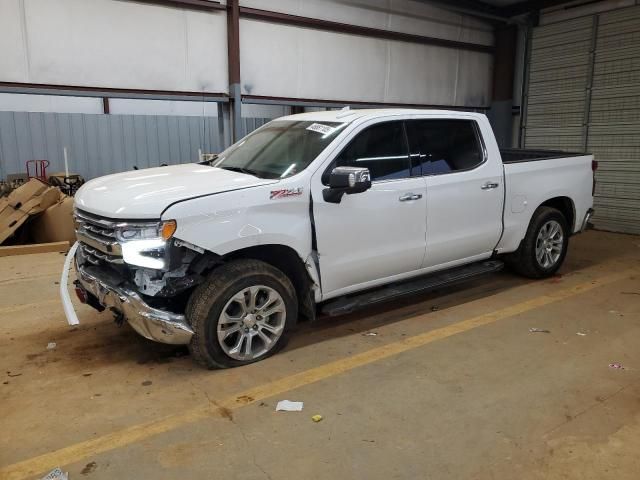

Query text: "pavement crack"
[187, 380, 272, 479]
[542, 385, 628, 438]
[233, 414, 273, 480]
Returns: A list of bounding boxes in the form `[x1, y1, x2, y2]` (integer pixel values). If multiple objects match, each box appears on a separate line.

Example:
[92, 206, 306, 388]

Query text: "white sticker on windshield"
[306, 123, 336, 135]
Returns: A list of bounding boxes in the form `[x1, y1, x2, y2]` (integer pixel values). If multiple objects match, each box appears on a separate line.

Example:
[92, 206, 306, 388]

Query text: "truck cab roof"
[278, 108, 486, 124]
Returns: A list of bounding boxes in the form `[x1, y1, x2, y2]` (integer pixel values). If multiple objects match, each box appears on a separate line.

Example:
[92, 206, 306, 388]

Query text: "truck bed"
[500, 148, 586, 164]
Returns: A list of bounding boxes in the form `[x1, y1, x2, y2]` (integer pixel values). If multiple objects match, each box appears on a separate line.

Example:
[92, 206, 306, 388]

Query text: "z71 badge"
[270, 187, 303, 200]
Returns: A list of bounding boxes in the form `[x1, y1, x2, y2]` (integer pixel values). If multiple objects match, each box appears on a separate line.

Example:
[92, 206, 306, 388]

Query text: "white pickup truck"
[63, 109, 595, 368]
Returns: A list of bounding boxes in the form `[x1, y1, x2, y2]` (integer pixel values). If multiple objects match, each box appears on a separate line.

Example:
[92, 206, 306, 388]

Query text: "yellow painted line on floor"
[0, 268, 634, 480]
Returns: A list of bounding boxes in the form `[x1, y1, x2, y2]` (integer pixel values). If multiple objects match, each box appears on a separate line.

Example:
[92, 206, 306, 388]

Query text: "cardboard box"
[0, 179, 60, 244]
[29, 195, 76, 244]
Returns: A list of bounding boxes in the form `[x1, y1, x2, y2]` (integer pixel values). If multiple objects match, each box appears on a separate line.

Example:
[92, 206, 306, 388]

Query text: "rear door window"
[405, 120, 484, 175]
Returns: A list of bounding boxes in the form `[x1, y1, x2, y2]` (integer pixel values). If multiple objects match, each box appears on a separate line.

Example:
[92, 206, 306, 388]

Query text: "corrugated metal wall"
[523, 6, 640, 235]
[0, 112, 270, 181]
[523, 17, 594, 152]
[588, 7, 640, 234]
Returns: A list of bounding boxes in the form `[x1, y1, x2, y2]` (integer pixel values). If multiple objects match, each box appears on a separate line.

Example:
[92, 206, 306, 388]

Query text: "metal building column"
[217, 102, 231, 150]
[518, 25, 532, 148]
[582, 15, 599, 151]
[227, 0, 242, 142]
[488, 25, 518, 148]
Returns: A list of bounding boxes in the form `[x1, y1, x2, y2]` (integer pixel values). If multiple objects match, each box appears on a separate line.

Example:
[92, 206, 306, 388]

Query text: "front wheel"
[507, 206, 569, 279]
[186, 259, 297, 369]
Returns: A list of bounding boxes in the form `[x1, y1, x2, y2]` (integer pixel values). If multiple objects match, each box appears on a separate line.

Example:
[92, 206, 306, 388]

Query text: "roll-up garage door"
[523, 6, 640, 235]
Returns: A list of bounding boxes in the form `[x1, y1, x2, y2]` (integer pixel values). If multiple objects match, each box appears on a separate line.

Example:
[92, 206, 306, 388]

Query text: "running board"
[321, 260, 504, 317]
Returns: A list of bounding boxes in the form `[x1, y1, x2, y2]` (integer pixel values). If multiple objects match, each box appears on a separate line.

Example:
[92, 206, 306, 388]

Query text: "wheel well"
[540, 196, 575, 233]
[224, 245, 316, 321]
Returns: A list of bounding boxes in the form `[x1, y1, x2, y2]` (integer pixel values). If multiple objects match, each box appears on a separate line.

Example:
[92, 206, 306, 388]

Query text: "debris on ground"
[609, 310, 624, 316]
[80, 461, 97, 475]
[141, 380, 152, 386]
[576, 332, 587, 336]
[7, 371, 22, 377]
[620, 291, 640, 295]
[40, 467, 68, 480]
[362, 332, 378, 336]
[82, 373, 92, 377]
[46, 342, 57, 350]
[311, 414, 323, 422]
[609, 363, 625, 370]
[431, 306, 439, 312]
[529, 328, 550, 333]
[276, 400, 304, 412]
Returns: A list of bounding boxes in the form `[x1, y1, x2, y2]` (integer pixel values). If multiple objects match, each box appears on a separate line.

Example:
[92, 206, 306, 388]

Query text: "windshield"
[212, 120, 345, 179]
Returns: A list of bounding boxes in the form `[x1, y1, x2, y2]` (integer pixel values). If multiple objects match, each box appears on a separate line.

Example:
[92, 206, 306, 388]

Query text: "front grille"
[74, 209, 122, 257]
[75, 209, 117, 241]
[79, 243, 124, 265]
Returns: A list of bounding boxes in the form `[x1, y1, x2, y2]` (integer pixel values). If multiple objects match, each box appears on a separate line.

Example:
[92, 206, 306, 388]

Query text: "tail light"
[592, 160, 598, 171]
[591, 160, 598, 196]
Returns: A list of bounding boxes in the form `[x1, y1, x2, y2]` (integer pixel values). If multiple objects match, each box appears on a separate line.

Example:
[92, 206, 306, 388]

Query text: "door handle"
[481, 182, 500, 190]
[399, 193, 422, 202]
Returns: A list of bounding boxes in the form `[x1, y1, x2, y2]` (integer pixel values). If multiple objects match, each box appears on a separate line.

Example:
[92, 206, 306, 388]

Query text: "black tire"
[186, 259, 297, 369]
[506, 206, 569, 279]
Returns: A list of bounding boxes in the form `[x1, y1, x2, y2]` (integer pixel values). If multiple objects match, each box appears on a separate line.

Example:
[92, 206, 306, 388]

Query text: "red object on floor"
[26, 159, 50, 181]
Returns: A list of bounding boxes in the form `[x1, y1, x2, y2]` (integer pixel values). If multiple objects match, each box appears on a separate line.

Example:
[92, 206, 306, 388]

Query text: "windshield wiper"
[198, 154, 219, 166]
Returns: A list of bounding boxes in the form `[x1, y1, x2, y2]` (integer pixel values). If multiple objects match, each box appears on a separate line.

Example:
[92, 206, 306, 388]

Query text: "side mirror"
[322, 166, 372, 204]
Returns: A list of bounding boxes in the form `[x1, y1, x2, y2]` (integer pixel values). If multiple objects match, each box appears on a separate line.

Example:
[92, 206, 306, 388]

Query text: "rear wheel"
[507, 206, 569, 279]
[187, 259, 297, 369]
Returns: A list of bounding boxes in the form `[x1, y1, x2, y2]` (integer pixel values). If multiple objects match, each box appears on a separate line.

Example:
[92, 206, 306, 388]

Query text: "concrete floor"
[1, 230, 640, 480]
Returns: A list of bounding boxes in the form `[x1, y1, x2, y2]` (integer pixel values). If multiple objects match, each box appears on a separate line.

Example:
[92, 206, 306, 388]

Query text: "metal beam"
[239, 7, 494, 54]
[0, 82, 228, 102]
[414, 0, 513, 21]
[242, 94, 489, 111]
[501, 0, 578, 17]
[126, 0, 226, 11]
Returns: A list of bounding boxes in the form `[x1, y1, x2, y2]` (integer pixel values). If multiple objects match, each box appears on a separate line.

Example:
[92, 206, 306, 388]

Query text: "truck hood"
[74, 164, 278, 219]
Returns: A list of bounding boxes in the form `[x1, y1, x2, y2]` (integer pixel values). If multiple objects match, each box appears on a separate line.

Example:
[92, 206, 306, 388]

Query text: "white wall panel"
[455, 50, 493, 106]
[108, 98, 219, 116]
[0, 93, 102, 114]
[386, 42, 458, 105]
[294, 29, 388, 102]
[240, 18, 492, 106]
[0, 0, 228, 93]
[239, 21, 298, 98]
[240, 0, 493, 46]
[0, 0, 29, 82]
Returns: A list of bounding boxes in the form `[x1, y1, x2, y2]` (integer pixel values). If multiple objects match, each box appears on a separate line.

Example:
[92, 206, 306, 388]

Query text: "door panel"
[313, 177, 427, 295]
[405, 119, 504, 267]
[311, 119, 427, 297]
[424, 165, 503, 267]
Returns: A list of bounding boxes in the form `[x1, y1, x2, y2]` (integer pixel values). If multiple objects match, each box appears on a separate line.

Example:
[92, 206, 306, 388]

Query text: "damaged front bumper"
[62, 243, 194, 345]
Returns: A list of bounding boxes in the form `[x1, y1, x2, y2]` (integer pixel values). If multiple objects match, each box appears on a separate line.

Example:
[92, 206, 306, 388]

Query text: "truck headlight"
[116, 220, 177, 269]
[115, 220, 176, 242]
